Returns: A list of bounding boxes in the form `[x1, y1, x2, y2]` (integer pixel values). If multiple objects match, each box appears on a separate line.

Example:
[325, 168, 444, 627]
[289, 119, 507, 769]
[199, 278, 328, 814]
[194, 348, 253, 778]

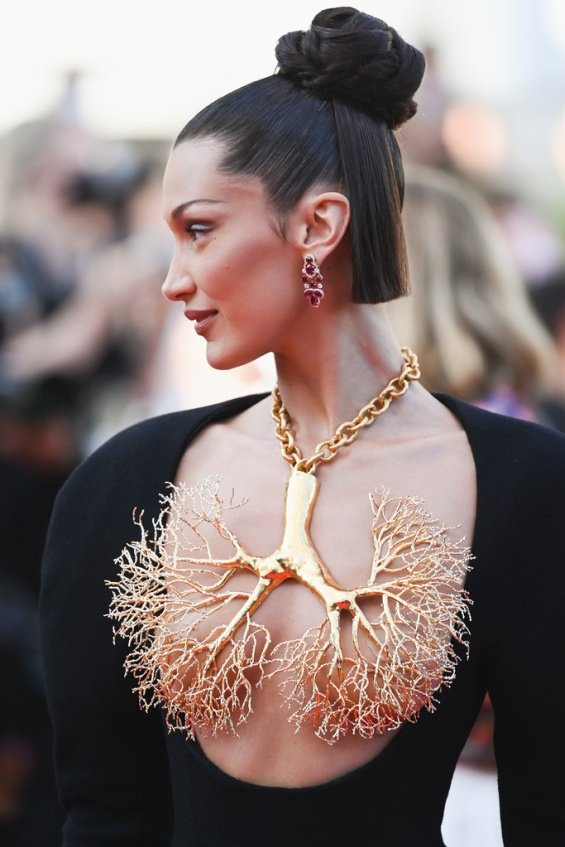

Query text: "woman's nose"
[161, 260, 196, 302]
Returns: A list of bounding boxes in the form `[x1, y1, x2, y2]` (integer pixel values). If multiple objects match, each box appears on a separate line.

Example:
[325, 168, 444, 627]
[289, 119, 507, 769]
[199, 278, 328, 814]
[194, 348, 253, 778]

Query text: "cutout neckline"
[170, 391, 481, 791]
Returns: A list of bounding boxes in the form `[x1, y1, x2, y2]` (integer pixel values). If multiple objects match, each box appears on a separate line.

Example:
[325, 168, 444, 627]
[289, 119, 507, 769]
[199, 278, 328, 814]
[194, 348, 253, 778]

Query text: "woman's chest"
[109, 414, 478, 784]
[172, 421, 476, 592]
[154, 428, 473, 724]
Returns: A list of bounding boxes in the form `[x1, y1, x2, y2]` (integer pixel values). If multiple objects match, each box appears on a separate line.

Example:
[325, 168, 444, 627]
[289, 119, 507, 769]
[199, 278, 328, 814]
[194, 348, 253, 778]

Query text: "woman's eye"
[185, 223, 210, 240]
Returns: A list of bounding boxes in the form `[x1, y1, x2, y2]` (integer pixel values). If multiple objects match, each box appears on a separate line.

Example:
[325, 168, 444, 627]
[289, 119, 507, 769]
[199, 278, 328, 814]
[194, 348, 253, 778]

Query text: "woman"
[389, 164, 553, 412]
[40, 8, 565, 846]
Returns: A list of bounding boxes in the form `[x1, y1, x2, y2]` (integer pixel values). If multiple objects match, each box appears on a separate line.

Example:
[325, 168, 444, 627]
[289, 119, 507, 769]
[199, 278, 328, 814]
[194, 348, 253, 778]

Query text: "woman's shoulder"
[98, 393, 270, 458]
[437, 392, 565, 488]
[59, 393, 270, 503]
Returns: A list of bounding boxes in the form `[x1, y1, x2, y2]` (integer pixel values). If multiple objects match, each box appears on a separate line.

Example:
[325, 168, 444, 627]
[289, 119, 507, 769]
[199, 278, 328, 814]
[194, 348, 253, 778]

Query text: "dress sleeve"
[40, 444, 173, 846]
[488, 464, 565, 846]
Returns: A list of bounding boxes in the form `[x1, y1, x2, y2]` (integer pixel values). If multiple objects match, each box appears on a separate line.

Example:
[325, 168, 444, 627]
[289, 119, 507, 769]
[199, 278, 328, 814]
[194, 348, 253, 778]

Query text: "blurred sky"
[1, 0, 565, 200]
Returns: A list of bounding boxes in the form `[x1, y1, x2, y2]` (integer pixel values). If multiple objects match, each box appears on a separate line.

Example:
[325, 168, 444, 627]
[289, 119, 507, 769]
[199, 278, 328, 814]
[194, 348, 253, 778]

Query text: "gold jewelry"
[108, 347, 472, 744]
[272, 346, 420, 473]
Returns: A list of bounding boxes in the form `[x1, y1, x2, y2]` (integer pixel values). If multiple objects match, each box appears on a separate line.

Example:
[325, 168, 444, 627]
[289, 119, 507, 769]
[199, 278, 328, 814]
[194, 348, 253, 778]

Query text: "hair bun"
[275, 6, 425, 129]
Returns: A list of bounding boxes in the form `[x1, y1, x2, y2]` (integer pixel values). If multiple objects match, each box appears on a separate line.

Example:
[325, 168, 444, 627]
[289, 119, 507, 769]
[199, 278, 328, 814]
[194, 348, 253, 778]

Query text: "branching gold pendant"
[107, 349, 473, 744]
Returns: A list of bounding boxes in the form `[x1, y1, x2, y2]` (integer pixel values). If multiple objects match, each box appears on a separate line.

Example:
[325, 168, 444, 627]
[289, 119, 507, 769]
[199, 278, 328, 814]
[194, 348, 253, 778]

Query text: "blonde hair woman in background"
[390, 165, 553, 418]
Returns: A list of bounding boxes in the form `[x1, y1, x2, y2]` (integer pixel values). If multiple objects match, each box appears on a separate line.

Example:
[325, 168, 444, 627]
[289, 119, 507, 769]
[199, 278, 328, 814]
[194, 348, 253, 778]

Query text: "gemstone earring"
[301, 254, 324, 307]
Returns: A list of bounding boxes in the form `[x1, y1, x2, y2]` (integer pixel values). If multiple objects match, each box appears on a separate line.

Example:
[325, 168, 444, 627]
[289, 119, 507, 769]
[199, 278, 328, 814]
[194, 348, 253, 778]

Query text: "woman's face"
[161, 137, 304, 370]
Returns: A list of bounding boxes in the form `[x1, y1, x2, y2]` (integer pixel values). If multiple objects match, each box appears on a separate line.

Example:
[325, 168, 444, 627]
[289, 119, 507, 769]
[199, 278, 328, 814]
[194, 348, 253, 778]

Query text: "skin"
[161, 137, 477, 788]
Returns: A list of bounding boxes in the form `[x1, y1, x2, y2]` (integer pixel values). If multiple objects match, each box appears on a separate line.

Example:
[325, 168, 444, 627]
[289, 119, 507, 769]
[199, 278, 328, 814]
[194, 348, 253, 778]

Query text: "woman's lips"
[184, 309, 218, 335]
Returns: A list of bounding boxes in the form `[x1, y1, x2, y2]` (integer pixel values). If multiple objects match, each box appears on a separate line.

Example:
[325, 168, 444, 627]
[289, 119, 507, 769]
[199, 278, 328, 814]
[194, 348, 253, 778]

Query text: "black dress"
[40, 393, 565, 846]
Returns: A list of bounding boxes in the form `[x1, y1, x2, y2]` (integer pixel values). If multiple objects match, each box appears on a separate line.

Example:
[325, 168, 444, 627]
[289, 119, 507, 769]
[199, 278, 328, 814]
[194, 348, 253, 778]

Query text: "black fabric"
[40, 393, 565, 846]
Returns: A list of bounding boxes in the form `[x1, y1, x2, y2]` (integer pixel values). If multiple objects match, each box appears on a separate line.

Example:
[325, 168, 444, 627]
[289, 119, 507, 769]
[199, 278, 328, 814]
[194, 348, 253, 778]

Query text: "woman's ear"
[287, 190, 350, 264]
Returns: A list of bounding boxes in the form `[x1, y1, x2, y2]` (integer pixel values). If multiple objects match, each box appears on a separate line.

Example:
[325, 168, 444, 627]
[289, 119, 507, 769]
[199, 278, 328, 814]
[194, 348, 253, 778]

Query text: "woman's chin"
[205, 344, 260, 372]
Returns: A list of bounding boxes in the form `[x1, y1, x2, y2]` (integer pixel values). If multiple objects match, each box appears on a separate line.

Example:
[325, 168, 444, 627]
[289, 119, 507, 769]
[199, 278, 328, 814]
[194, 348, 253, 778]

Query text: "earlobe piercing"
[301, 254, 324, 307]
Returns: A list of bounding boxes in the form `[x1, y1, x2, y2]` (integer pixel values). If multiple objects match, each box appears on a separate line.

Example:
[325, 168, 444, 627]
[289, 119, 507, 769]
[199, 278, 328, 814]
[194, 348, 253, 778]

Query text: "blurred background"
[0, 1, 564, 845]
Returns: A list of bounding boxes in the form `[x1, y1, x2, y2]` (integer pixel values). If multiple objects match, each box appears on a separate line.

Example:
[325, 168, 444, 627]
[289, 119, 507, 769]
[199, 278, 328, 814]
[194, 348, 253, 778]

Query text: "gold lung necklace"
[108, 347, 472, 744]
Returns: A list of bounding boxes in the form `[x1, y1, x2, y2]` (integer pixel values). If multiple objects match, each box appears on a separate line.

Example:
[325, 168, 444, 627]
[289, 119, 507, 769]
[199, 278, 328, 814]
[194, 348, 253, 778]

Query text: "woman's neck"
[272, 304, 410, 454]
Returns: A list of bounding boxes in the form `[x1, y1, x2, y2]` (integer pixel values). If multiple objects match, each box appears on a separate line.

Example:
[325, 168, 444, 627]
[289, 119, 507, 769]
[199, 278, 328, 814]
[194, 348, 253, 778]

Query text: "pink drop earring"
[301, 254, 324, 307]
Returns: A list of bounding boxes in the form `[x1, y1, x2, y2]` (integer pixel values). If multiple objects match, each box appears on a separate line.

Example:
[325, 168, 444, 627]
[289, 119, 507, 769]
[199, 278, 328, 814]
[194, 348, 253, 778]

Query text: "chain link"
[271, 347, 420, 473]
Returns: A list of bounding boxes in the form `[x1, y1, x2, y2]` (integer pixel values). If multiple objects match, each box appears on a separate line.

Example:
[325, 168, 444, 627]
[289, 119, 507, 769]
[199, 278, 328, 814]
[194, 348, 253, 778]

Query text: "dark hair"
[175, 7, 425, 303]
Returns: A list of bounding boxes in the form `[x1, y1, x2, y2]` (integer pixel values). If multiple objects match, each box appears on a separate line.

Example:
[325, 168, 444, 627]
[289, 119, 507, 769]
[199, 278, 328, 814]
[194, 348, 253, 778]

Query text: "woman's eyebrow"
[171, 199, 226, 220]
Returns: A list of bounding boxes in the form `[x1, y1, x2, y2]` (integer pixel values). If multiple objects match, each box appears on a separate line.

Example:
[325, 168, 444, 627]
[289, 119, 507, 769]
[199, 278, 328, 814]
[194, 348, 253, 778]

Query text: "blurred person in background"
[40, 8, 565, 847]
[0, 87, 171, 844]
[2, 155, 171, 449]
[388, 164, 556, 847]
[0, 221, 83, 846]
[389, 165, 554, 419]
[1, 117, 108, 292]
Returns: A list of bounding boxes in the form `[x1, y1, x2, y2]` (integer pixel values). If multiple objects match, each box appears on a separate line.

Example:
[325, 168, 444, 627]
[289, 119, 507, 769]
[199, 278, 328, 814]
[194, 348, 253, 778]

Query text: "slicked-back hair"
[175, 74, 409, 304]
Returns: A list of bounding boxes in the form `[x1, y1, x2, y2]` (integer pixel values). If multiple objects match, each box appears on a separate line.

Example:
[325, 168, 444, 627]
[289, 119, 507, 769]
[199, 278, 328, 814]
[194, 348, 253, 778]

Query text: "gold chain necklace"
[272, 346, 421, 473]
[109, 345, 472, 745]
